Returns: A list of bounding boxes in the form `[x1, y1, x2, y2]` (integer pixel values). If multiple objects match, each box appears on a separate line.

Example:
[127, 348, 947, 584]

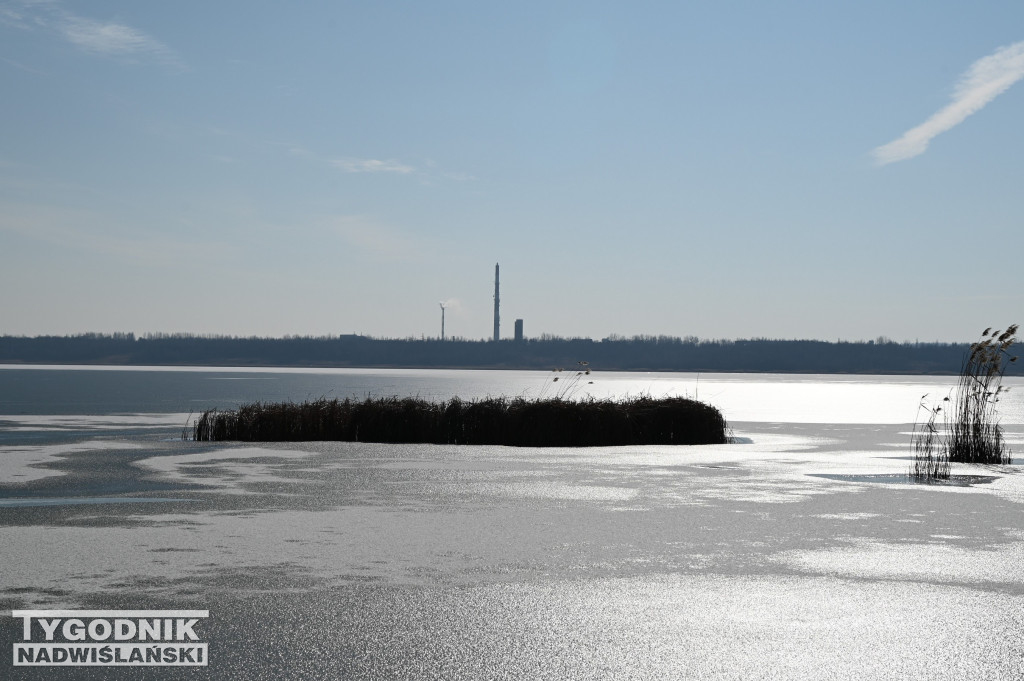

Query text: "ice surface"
[2, 371, 1023, 679]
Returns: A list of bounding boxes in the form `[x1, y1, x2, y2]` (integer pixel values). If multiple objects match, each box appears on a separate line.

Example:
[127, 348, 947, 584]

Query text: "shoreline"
[0, 361, 971, 377]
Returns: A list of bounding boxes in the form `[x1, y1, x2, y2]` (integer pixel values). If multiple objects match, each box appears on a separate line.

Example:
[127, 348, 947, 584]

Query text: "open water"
[1, 366, 1022, 679]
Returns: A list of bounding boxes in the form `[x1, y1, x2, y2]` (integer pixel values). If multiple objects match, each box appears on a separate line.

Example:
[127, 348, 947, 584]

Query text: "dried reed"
[911, 324, 1017, 481]
[190, 395, 727, 447]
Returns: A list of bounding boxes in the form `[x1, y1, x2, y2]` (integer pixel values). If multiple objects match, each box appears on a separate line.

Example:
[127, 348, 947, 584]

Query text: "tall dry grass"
[911, 324, 1017, 480]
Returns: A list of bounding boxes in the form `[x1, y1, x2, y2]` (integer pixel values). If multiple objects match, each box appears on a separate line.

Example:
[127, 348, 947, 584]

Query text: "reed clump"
[190, 395, 727, 447]
[911, 324, 1017, 481]
[910, 399, 950, 481]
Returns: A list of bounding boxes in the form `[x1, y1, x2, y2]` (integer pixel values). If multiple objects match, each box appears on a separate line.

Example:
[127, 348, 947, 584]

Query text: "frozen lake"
[1, 366, 1022, 679]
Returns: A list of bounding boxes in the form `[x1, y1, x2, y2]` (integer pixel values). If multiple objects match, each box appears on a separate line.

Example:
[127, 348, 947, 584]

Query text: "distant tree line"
[0, 332, 1010, 375]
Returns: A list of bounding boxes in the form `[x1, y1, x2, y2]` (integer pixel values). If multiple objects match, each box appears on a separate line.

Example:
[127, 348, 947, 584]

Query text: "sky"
[1, 1, 1022, 343]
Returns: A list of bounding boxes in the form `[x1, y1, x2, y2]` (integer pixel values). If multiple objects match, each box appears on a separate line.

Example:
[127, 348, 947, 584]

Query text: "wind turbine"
[439, 302, 446, 341]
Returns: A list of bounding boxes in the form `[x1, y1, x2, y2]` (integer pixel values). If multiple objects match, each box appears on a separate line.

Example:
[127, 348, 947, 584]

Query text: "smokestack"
[493, 263, 500, 342]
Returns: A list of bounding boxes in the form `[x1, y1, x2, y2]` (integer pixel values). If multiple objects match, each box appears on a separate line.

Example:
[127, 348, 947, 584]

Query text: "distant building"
[514, 319, 524, 342]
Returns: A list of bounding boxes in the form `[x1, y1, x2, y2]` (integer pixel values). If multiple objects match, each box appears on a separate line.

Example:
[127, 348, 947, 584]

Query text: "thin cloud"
[0, 1, 180, 66]
[331, 158, 415, 174]
[0, 1, 30, 29]
[59, 15, 166, 57]
[423, 158, 475, 182]
[0, 55, 47, 75]
[873, 41, 1024, 165]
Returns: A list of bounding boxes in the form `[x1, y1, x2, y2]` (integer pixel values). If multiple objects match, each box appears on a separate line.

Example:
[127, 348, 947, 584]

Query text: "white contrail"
[873, 41, 1024, 165]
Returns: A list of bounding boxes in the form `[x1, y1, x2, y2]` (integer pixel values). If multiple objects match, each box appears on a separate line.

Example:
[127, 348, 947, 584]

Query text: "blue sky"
[2, 1, 1022, 342]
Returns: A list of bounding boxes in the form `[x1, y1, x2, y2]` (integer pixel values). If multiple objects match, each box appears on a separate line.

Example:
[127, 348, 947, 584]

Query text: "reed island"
[190, 395, 728, 447]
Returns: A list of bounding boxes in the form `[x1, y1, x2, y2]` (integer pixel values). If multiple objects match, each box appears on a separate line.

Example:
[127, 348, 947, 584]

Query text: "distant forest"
[1, 332, 1015, 376]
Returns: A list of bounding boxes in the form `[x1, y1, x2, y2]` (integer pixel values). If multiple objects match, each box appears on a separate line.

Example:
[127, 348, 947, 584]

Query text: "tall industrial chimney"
[493, 263, 500, 342]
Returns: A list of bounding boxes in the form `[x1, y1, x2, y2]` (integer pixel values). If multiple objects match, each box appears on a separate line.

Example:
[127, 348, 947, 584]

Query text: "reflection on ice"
[773, 538, 1024, 585]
